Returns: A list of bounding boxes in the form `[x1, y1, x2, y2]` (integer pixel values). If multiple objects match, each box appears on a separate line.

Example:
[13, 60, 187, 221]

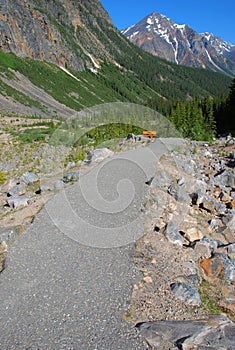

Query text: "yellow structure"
[142, 130, 156, 139]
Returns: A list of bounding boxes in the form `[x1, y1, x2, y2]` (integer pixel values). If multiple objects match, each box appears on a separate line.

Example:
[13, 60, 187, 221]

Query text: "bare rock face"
[0, 0, 115, 71]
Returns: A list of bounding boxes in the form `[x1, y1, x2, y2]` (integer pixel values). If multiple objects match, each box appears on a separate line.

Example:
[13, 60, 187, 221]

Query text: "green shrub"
[0, 171, 7, 185]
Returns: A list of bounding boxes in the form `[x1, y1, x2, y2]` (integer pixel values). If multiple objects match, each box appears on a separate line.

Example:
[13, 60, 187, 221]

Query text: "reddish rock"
[200, 257, 223, 280]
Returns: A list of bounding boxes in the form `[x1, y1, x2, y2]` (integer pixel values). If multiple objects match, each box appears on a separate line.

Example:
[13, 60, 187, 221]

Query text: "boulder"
[180, 322, 235, 350]
[136, 316, 235, 350]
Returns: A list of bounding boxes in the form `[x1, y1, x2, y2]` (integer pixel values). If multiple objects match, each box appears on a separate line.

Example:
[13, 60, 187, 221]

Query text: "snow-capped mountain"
[122, 12, 235, 76]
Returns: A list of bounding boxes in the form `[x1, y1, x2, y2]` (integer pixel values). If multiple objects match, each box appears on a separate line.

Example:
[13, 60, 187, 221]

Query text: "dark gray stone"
[136, 319, 205, 348]
[136, 316, 235, 350]
[163, 221, 183, 246]
[170, 282, 201, 306]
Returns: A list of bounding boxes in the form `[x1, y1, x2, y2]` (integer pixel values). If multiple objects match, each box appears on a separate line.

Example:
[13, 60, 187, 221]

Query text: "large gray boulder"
[136, 315, 235, 350]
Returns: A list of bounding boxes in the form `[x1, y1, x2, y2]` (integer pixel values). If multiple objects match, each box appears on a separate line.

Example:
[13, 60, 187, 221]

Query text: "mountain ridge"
[0, 1, 232, 119]
[122, 12, 235, 76]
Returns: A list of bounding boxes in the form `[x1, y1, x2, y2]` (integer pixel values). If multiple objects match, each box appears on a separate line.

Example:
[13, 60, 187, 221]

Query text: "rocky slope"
[0, 2, 233, 118]
[123, 12, 235, 76]
[126, 136, 235, 349]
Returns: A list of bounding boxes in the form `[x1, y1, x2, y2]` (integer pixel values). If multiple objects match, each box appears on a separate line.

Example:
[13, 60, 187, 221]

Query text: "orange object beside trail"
[142, 130, 156, 138]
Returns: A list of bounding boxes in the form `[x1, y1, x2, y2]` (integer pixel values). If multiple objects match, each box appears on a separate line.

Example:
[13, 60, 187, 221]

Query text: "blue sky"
[100, 0, 235, 44]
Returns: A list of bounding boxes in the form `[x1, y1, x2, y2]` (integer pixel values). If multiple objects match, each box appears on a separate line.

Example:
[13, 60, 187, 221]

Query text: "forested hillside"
[0, 0, 233, 139]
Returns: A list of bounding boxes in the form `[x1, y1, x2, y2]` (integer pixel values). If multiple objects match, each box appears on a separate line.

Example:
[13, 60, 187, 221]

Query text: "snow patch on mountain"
[122, 11, 235, 76]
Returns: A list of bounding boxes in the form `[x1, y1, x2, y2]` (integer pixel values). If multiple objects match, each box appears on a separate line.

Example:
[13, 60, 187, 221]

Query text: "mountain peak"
[122, 12, 235, 76]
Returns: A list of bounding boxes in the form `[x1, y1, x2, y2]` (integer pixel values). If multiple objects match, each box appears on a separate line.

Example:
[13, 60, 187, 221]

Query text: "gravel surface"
[0, 139, 184, 349]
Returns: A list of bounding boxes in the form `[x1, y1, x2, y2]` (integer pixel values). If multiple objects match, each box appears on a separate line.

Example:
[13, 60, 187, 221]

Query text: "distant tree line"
[153, 77, 235, 141]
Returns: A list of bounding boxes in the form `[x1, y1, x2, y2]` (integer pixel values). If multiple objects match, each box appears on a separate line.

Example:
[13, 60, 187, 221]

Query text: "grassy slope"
[0, 51, 232, 118]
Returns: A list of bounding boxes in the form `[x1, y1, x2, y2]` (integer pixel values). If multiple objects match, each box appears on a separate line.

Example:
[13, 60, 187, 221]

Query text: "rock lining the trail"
[126, 136, 235, 349]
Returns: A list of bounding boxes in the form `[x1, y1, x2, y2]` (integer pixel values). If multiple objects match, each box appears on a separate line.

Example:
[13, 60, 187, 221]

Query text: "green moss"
[199, 280, 221, 315]
[0, 171, 7, 185]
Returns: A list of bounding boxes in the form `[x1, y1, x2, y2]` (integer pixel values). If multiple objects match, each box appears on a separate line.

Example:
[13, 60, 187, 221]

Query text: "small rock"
[8, 183, 26, 197]
[230, 191, 235, 199]
[194, 238, 217, 260]
[20, 172, 39, 185]
[220, 191, 231, 202]
[163, 221, 183, 246]
[220, 284, 235, 314]
[40, 183, 52, 192]
[62, 171, 79, 183]
[7, 196, 29, 209]
[184, 227, 203, 243]
[201, 199, 215, 213]
[143, 276, 153, 283]
[0, 241, 7, 252]
[208, 218, 220, 230]
[168, 183, 190, 203]
[221, 226, 235, 244]
[170, 282, 201, 306]
[0, 226, 23, 244]
[151, 170, 172, 188]
[214, 169, 235, 188]
[200, 253, 235, 282]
